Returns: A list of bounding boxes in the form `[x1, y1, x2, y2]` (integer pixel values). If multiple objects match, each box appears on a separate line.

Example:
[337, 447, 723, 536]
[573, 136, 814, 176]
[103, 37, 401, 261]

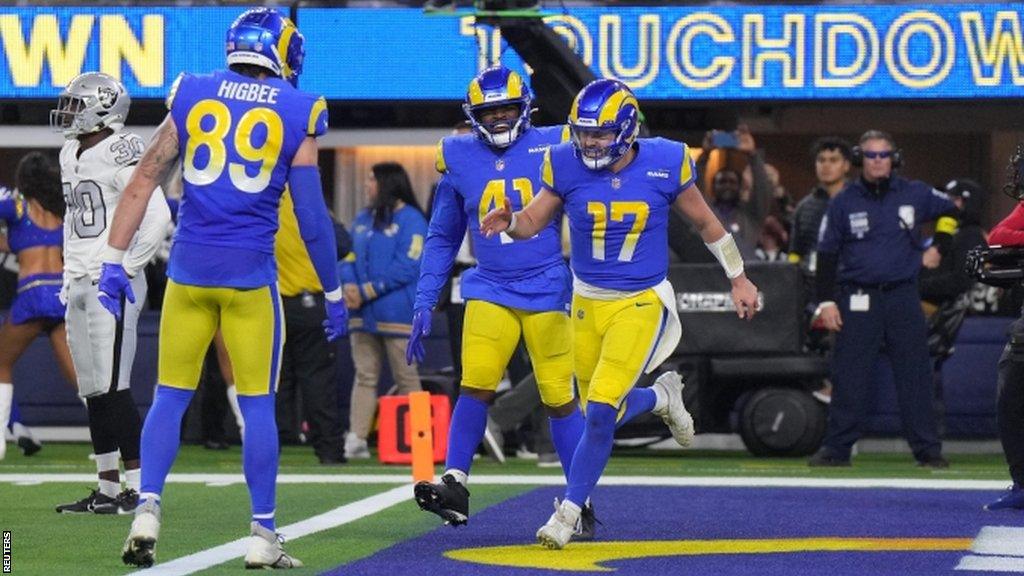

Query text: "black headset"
[851, 131, 903, 169]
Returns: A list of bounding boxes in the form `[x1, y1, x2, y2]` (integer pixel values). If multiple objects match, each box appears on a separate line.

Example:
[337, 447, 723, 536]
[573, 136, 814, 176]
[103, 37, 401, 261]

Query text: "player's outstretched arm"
[289, 136, 347, 341]
[480, 189, 562, 240]
[673, 183, 760, 320]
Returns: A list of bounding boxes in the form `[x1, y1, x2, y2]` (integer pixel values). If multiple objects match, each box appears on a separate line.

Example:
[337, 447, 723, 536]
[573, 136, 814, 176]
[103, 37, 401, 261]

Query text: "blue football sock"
[8, 400, 21, 431]
[565, 402, 617, 508]
[444, 394, 488, 475]
[139, 386, 194, 502]
[239, 393, 278, 532]
[616, 387, 657, 429]
[549, 407, 584, 481]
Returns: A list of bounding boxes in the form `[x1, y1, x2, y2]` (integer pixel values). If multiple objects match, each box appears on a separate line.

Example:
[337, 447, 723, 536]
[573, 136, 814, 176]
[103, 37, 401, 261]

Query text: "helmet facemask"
[570, 118, 638, 170]
[49, 73, 129, 139]
[464, 98, 531, 149]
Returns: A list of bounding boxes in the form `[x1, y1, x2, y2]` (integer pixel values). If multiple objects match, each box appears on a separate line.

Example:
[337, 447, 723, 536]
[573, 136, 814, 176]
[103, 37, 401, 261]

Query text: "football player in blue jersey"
[482, 79, 760, 549]
[406, 66, 598, 532]
[97, 8, 346, 569]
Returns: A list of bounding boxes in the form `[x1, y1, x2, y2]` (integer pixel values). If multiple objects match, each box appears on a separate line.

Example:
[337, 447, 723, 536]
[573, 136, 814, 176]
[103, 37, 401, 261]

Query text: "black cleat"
[17, 436, 41, 456]
[56, 489, 112, 514]
[573, 502, 601, 541]
[94, 489, 139, 515]
[414, 474, 470, 526]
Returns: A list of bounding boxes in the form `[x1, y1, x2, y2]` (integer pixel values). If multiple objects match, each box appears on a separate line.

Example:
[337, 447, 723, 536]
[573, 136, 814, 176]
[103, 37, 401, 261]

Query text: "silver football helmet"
[50, 72, 130, 139]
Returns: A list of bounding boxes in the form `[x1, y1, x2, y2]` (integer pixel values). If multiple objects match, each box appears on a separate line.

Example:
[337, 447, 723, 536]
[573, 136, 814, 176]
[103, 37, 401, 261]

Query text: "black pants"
[824, 283, 941, 461]
[998, 316, 1024, 485]
[275, 292, 344, 461]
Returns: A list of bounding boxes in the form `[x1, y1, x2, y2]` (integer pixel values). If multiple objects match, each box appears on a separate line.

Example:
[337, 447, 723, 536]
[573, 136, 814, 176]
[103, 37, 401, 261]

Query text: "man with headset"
[809, 129, 958, 468]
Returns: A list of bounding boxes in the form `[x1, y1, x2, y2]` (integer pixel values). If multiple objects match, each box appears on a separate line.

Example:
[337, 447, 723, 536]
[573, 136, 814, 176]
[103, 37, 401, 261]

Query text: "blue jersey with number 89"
[167, 68, 328, 288]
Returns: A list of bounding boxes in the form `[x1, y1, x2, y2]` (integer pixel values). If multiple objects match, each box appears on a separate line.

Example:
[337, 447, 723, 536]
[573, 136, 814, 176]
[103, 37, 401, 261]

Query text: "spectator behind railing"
[340, 162, 427, 460]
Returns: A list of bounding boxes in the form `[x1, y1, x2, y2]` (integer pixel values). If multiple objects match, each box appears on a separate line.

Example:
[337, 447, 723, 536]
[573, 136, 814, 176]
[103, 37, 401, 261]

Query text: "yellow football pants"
[158, 279, 284, 396]
[460, 299, 574, 407]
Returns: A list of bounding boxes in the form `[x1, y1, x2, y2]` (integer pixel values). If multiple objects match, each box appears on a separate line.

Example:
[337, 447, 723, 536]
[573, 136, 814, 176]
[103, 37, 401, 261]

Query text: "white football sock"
[95, 451, 120, 497]
[125, 468, 141, 492]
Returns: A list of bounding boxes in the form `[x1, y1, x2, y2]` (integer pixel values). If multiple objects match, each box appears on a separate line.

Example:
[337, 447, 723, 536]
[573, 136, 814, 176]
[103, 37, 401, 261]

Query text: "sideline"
[0, 473, 1009, 490]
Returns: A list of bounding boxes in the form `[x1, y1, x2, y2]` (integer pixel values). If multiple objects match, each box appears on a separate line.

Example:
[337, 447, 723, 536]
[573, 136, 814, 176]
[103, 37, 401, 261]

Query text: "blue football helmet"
[568, 79, 641, 170]
[463, 66, 532, 148]
[226, 8, 305, 86]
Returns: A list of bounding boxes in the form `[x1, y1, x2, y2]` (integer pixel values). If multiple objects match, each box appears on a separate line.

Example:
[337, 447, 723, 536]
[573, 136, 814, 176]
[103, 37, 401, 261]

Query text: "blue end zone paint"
[331, 485, 1024, 575]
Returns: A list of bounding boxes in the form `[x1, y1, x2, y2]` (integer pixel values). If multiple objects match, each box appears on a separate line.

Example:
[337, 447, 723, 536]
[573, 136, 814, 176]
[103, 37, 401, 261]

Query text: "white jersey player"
[51, 72, 171, 515]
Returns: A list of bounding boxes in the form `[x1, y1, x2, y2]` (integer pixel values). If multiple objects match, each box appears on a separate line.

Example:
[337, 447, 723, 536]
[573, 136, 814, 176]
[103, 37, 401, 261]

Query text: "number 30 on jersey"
[182, 99, 283, 194]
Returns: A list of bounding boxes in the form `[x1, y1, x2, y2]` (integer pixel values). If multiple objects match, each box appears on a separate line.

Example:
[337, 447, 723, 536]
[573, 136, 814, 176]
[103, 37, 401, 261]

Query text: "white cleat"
[122, 499, 161, 568]
[0, 438, 6, 461]
[245, 522, 303, 569]
[536, 499, 581, 550]
[652, 371, 695, 448]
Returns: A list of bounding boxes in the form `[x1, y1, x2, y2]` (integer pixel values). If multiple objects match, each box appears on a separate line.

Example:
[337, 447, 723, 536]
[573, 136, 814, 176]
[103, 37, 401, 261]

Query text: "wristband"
[705, 233, 744, 279]
[324, 287, 343, 303]
[100, 245, 126, 264]
[507, 212, 518, 233]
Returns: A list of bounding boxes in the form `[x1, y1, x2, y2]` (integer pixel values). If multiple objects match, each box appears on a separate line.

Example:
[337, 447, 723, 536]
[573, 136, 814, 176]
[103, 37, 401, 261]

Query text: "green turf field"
[0, 443, 1012, 575]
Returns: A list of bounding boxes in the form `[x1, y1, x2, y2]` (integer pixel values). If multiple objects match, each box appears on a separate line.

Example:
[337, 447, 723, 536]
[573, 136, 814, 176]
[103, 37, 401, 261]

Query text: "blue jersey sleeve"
[540, 148, 561, 197]
[413, 176, 467, 311]
[360, 209, 428, 301]
[678, 143, 697, 192]
[816, 196, 845, 255]
[307, 96, 328, 137]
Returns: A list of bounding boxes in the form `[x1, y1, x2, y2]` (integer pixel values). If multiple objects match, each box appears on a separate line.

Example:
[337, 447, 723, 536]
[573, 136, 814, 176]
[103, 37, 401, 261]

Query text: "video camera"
[966, 246, 1024, 288]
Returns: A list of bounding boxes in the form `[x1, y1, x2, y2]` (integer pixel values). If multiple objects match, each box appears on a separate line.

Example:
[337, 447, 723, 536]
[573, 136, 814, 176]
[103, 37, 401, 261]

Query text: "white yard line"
[0, 473, 1010, 490]
[125, 484, 413, 576]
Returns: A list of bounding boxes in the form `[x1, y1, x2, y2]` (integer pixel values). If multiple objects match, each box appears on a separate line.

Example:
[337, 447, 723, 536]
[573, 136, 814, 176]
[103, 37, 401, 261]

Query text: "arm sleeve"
[413, 175, 467, 311]
[288, 166, 341, 294]
[123, 185, 172, 277]
[359, 211, 428, 301]
[989, 203, 1024, 246]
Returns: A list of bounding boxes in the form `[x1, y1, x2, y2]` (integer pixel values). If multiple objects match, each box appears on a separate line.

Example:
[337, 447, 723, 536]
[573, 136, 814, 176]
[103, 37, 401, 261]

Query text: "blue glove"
[323, 298, 349, 342]
[405, 308, 432, 365]
[97, 263, 135, 320]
